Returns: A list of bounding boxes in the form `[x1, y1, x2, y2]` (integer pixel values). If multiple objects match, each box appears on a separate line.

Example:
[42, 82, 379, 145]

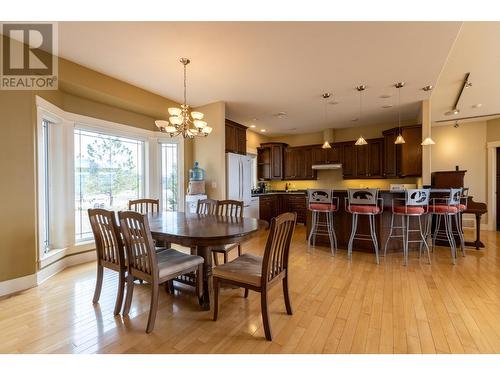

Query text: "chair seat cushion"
[212, 253, 263, 287]
[349, 205, 380, 214]
[430, 204, 458, 214]
[309, 203, 336, 211]
[156, 249, 204, 279]
[393, 206, 425, 215]
[457, 203, 467, 211]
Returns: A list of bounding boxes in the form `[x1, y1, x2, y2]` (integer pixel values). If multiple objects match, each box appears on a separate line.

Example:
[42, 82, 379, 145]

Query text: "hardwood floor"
[2, 225, 500, 354]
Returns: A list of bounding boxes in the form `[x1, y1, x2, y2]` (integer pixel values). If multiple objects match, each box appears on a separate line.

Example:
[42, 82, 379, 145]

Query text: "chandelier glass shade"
[155, 58, 212, 138]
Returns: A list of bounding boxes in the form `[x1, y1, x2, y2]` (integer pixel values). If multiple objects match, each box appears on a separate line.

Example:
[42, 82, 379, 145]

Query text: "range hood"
[312, 163, 342, 170]
[312, 128, 342, 170]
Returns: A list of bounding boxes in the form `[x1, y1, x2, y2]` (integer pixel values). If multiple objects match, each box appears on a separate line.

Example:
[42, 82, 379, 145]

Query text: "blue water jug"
[189, 161, 205, 181]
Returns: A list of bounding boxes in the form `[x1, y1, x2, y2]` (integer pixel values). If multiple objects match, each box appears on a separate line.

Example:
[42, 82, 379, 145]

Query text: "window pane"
[161, 143, 178, 211]
[75, 129, 144, 241]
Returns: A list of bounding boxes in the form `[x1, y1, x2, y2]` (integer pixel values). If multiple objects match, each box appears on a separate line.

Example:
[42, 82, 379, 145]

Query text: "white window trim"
[35, 95, 185, 265]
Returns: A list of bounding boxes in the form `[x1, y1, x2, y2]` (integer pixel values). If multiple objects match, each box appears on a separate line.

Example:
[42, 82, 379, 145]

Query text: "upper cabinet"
[225, 119, 247, 155]
[341, 138, 384, 179]
[284, 146, 316, 180]
[383, 125, 422, 177]
[311, 144, 342, 165]
[257, 142, 287, 180]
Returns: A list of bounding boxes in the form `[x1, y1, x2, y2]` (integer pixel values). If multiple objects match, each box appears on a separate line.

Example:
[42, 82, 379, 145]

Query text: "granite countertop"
[251, 190, 307, 197]
[252, 188, 446, 197]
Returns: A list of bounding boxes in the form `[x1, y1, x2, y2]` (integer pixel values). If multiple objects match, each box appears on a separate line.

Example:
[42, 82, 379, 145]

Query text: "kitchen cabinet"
[284, 146, 316, 180]
[341, 142, 356, 178]
[258, 142, 286, 180]
[259, 193, 307, 224]
[259, 195, 279, 223]
[383, 125, 422, 177]
[311, 144, 342, 165]
[342, 138, 384, 179]
[225, 119, 247, 155]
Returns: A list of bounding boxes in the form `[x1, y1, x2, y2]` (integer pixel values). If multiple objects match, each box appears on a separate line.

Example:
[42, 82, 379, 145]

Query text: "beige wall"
[432, 121, 487, 206]
[193, 102, 226, 200]
[487, 118, 500, 142]
[246, 130, 270, 154]
[0, 92, 39, 281]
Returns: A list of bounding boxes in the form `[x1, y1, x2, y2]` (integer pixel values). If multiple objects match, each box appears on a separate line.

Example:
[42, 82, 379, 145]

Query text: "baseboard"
[0, 250, 96, 297]
[0, 274, 37, 298]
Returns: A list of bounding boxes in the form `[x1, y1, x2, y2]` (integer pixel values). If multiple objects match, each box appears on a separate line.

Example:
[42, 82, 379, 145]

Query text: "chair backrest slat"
[88, 209, 125, 267]
[262, 212, 297, 284]
[217, 200, 244, 218]
[119, 211, 158, 278]
[196, 198, 218, 215]
[129, 199, 160, 214]
[449, 188, 462, 206]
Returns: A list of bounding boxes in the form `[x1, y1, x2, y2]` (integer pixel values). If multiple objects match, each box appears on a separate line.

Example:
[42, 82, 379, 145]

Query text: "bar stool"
[383, 189, 431, 266]
[307, 189, 339, 256]
[427, 188, 464, 265]
[345, 189, 383, 264]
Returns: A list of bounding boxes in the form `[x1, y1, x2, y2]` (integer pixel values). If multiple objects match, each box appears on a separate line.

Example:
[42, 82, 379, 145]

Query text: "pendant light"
[354, 85, 368, 146]
[321, 93, 332, 149]
[421, 85, 436, 146]
[394, 82, 406, 144]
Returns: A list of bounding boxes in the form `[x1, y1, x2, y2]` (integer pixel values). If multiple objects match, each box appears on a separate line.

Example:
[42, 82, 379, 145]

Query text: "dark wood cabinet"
[311, 144, 341, 165]
[259, 193, 306, 224]
[383, 125, 422, 177]
[257, 142, 287, 180]
[284, 146, 316, 180]
[342, 142, 356, 178]
[259, 195, 279, 223]
[225, 119, 247, 155]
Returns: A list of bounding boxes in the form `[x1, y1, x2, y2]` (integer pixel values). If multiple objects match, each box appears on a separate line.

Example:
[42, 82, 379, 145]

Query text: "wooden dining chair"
[196, 198, 218, 215]
[129, 198, 168, 250]
[128, 198, 160, 214]
[88, 209, 127, 316]
[118, 210, 204, 333]
[212, 212, 297, 341]
[211, 200, 244, 265]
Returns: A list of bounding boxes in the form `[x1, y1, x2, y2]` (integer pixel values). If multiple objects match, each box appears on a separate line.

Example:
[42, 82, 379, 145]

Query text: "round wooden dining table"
[147, 211, 261, 310]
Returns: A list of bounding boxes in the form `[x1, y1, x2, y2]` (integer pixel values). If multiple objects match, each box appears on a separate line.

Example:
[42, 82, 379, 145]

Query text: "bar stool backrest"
[405, 189, 430, 206]
[307, 189, 333, 206]
[461, 187, 469, 207]
[348, 188, 378, 205]
[449, 188, 462, 206]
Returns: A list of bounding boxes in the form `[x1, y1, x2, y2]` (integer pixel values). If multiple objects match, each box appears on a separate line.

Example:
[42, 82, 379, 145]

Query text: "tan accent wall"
[193, 102, 226, 200]
[0, 92, 39, 281]
[246, 130, 270, 154]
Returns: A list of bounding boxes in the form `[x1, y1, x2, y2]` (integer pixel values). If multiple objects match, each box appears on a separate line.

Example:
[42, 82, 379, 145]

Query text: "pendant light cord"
[183, 63, 187, 106]
[398, 86, 401, 133]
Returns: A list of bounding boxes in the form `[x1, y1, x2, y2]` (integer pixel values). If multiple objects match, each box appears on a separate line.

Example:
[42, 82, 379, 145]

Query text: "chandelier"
[155, 58, 212, 138]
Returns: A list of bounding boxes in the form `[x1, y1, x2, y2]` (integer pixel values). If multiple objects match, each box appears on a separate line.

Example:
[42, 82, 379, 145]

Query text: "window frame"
[36, 96, 184, 265]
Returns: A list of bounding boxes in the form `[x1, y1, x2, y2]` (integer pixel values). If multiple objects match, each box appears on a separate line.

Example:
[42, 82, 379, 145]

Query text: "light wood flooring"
[2, 226, 500, 354]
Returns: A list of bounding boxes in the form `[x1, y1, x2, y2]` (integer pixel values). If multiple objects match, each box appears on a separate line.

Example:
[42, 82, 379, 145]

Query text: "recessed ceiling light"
[351, 118, 359, 122]
[382, 104, 393, 109]
[260, 129, 267, 133]
[380, 94, 392, 99]
[472, 103, 483, 108]
[250, 125, 256, 128]
[329, 101, 339, 105]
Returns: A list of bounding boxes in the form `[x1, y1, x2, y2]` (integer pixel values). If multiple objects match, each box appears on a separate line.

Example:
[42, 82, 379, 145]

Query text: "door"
[368, 139, 383, 177]
[226, 153, 241, 200]
[342, 143, 356, 177]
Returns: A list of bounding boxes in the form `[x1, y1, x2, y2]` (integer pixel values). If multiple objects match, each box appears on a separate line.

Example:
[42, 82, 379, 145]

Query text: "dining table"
[147, 211, 261, 310]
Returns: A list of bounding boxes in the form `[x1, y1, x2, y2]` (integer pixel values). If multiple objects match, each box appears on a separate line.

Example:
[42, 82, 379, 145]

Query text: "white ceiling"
[58, 22, 463, 134]
[431, 22, 500, 124]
